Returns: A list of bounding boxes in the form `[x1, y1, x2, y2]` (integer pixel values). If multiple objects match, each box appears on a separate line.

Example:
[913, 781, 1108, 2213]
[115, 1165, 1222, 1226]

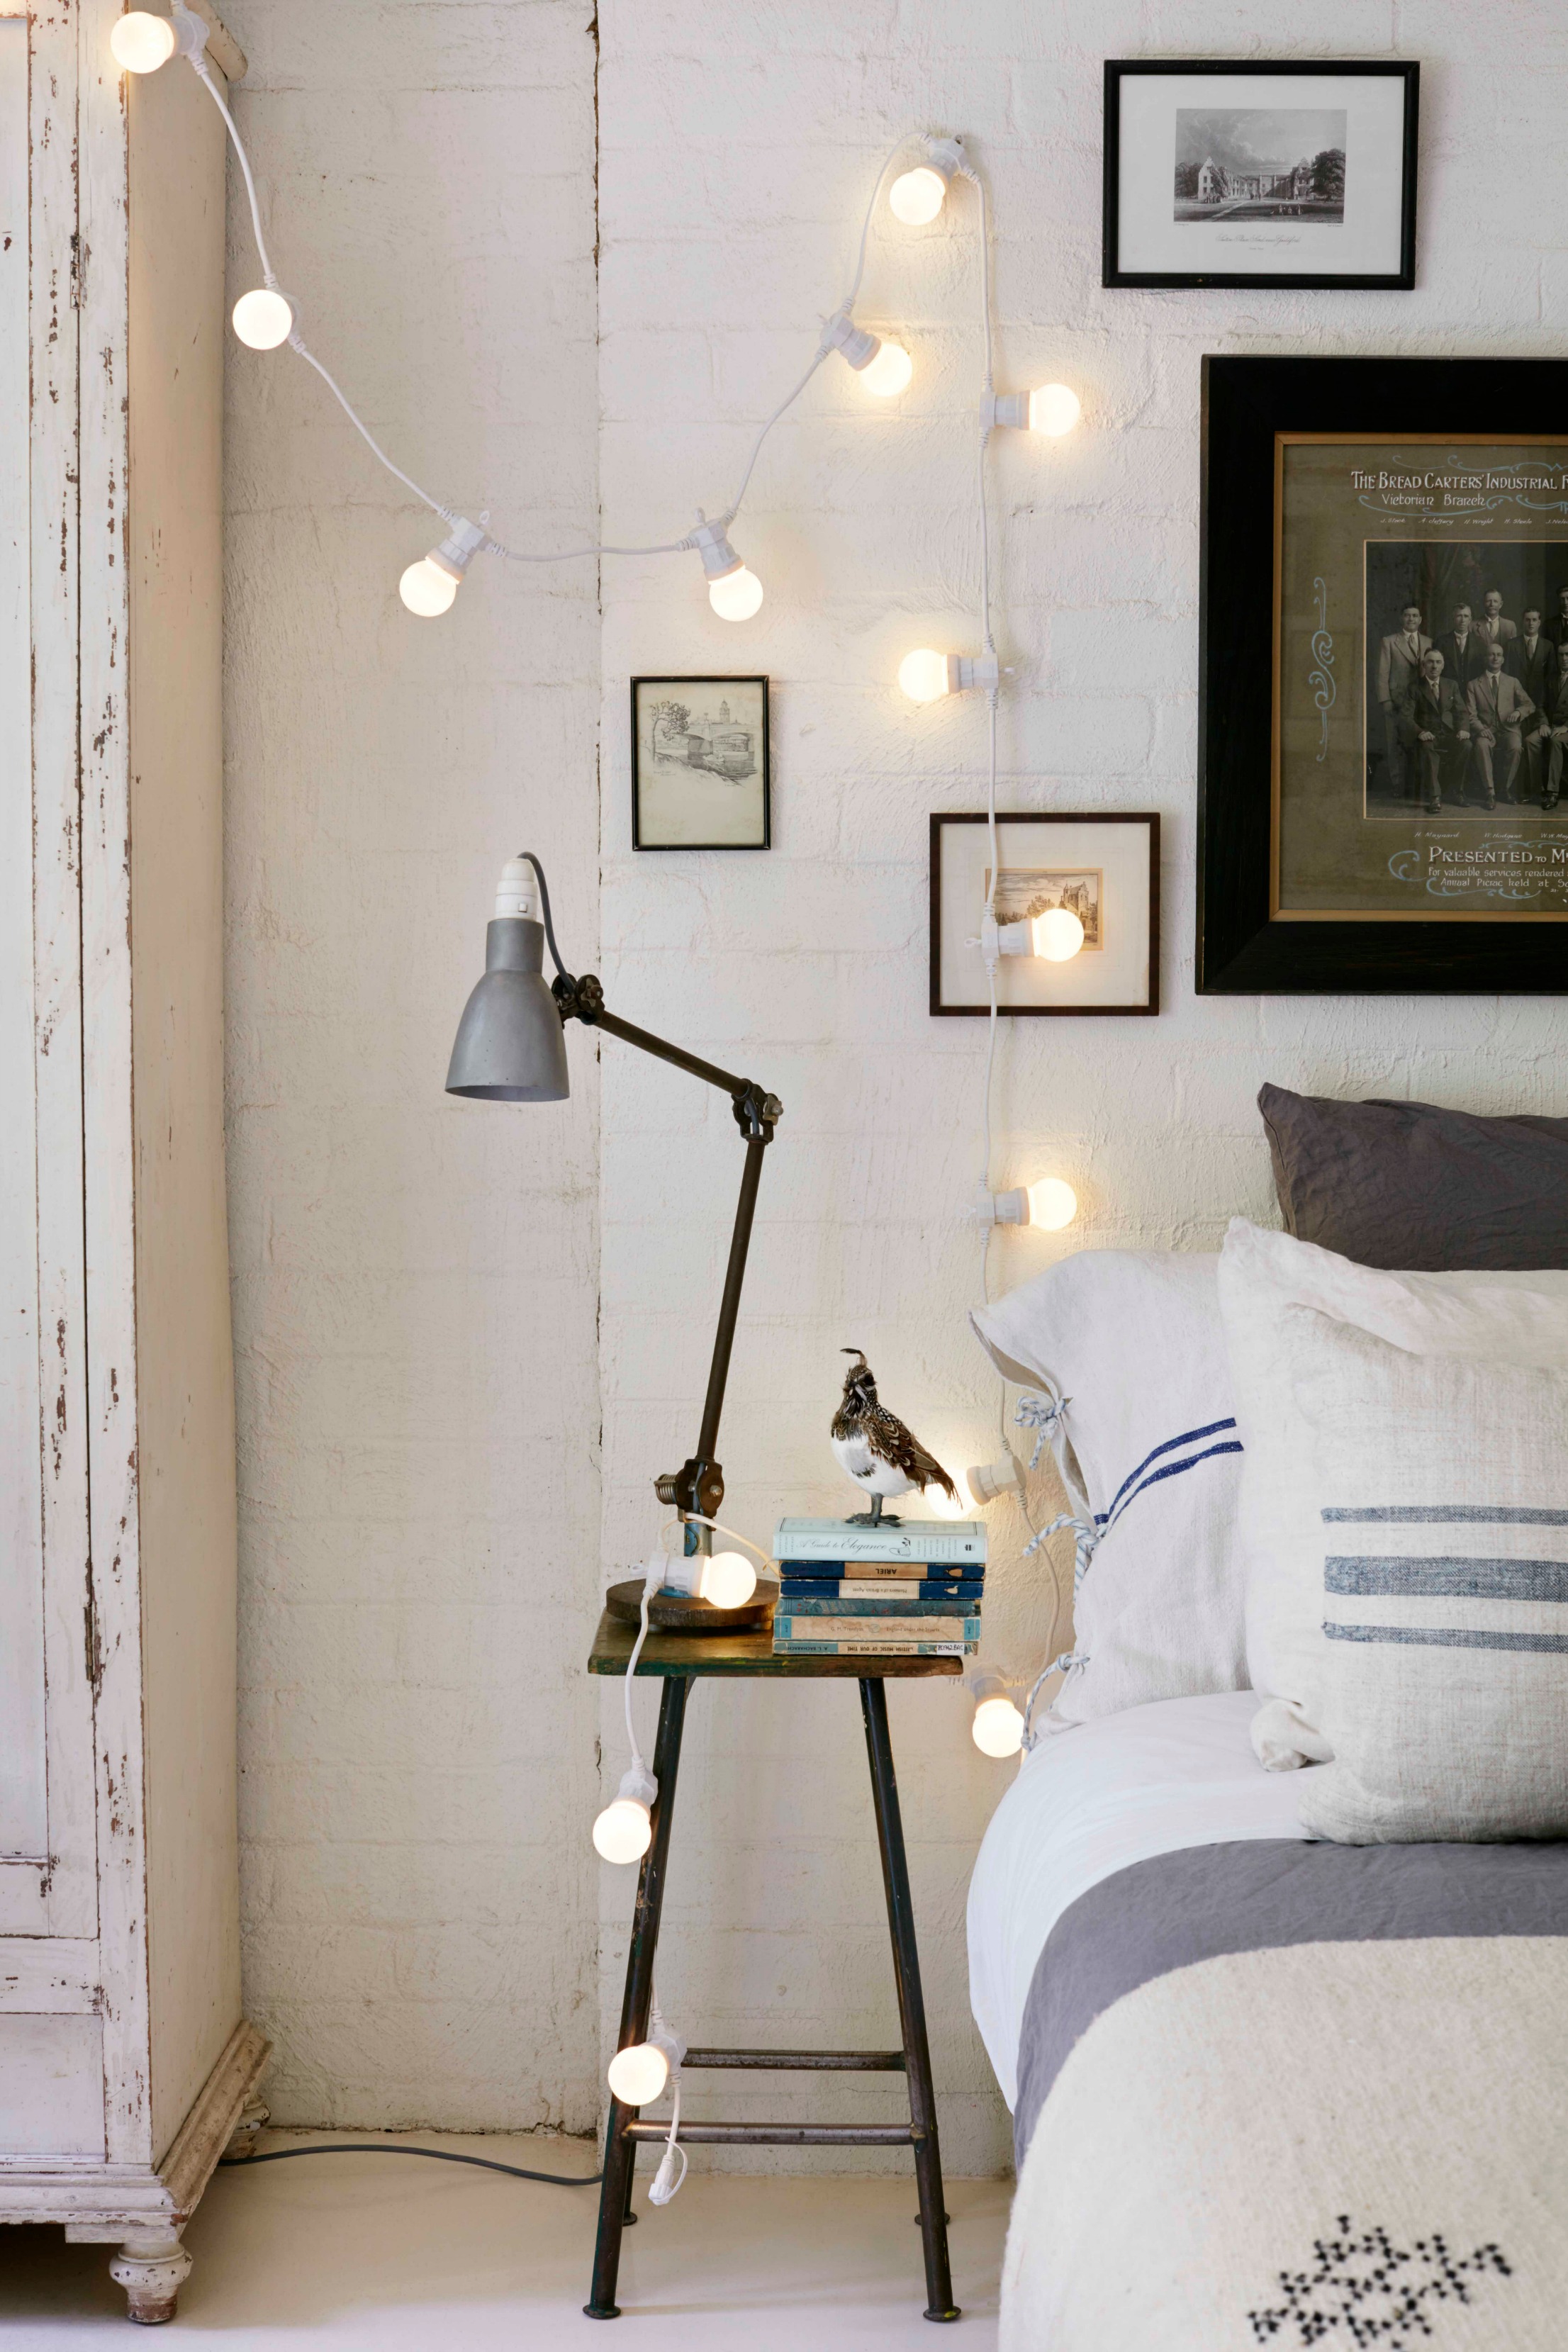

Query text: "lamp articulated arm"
[532, 862, 783, 1533]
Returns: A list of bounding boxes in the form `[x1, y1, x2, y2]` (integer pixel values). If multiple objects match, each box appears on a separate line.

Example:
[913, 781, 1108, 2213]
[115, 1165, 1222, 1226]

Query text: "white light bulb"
[698, 1550, 757, 1609]
[889, 165, 948, 226]
[709, 566, 763, 622]
[232, 288, 294, 351]
[1028, 383, 1081, 437]
[110, 11, 177, 70]
[973, 1694, 1026, 1758]
[607, 2042, 670, 2105]
[399, 558, 460, 618]
[1026, 1177, 1078, 1232]
[592, 1798, 652, 1865]
[1031, 907, 1085, 962]
[926, 1474, 973, 1520]
[898, 649, 950, 704]
[858, 341, 913, 398]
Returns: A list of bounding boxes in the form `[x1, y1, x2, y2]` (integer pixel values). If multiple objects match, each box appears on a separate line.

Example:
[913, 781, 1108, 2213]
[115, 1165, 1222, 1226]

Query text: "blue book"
[774, 1593, 980, 1618]
[778, 1577, 984, 1602]
[771, 1637, 978, 1657]
[773, 1615, 982, 1644]
[776, 1559, 982, 1583]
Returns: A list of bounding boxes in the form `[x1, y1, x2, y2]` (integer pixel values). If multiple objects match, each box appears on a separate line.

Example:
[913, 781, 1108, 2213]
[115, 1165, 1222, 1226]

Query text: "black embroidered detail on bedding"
[1011, 1839, 1568, 2167]
[1248, 2215, 1511, 2348]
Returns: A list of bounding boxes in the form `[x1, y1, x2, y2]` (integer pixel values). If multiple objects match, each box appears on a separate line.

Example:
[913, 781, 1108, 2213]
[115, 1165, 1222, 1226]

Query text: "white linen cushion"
[970, 1250, 1246, 1725]
[1289, 1305, 1568, 1842]
[1217, 1218, 1568, 1771]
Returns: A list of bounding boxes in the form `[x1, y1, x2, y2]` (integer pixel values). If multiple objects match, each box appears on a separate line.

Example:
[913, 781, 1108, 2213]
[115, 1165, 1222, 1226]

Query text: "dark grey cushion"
[1259, 1083, 1568, 1271]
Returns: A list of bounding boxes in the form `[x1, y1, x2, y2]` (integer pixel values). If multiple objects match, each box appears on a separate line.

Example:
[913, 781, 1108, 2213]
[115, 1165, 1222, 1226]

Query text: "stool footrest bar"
[681, 2047, 906, 2071]
[623, 2120, 917, 2146]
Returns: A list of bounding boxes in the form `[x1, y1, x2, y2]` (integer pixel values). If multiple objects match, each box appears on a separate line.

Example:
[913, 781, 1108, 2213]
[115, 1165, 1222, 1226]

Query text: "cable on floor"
[220, 2142, 602, 2187]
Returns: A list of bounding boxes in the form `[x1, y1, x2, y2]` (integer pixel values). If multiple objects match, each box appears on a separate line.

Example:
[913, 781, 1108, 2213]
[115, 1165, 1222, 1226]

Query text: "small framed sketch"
[632, 676, 770, 851]
[1102, 60, 1418, 291]
[930, 814, 1160, 1017]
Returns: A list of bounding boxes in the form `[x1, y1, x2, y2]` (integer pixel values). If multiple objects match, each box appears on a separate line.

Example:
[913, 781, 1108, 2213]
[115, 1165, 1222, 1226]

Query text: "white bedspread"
[966, 1690, 1306, 2108]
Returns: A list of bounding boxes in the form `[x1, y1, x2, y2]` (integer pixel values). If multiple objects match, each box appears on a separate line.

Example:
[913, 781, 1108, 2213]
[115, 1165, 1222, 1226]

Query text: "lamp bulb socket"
[111, 6, 207, 71]
[965, 1450, 1025, 1506]
[965, 1667, 1026, 1758]
[493, 859, 539, 922]
[822, 311, 882, 371]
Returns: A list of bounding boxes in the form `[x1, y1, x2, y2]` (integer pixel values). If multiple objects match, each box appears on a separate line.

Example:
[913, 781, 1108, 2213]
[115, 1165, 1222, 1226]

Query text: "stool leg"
[860, 1677, 961, 2324]
[586, 1674, 690, 2320]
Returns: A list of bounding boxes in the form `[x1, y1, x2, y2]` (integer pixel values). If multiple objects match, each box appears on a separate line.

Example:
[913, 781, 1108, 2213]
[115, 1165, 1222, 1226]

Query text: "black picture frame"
[1198, 354, 1568, 996]
[929, 813, 1160, 1017]
[1102, 59, 1419, 291]
[630, 675, 771, 851]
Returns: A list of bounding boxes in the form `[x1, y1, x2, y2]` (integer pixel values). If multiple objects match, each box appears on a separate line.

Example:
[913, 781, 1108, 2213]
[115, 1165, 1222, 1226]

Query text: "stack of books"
[769, 1518, 985, 1657]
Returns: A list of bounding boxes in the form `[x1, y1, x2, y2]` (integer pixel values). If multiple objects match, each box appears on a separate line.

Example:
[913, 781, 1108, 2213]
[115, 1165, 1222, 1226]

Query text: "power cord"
[220, 2143, 600, 2188]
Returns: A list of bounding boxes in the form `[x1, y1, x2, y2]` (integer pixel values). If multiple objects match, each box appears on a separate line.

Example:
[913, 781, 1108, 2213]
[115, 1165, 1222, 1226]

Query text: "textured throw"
[1003, 1839, 1568, 2351]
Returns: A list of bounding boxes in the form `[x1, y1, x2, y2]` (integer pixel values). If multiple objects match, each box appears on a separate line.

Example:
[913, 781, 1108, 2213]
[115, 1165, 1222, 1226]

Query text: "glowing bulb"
[399, 559, 460, 617]
[973, 1694, 1025, 1758]
[698, 1550, 756, 1609]
[858, 341, 913, 398]
[1026, 1177, 1078, 1232]
[899, 649, 951, 704]
[1028, 383, 1081, 437]
[593, 1798, 652, 1864]
[607, 2042, 670, 2105]
[1031, 907, 1085, 962]
[232, 288, 294, 351]
[926, 1476, 973, 1520]
[889, 166, 948, 226]
[110, 11, 177, 70]
[708, 566, 763, 622]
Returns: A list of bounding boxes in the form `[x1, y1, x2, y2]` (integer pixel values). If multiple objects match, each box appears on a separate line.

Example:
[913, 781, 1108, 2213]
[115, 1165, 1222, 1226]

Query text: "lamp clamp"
[655, 1457, 725, 1518]
[552, 970, 605, 1025]
[732, 1082, 783, 1143]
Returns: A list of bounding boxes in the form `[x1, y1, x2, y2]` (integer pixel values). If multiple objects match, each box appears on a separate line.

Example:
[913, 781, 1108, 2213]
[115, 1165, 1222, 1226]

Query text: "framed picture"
[1198, 354, 1568, 995]
[631, 676, 770, 851]
[930, 814, 1160, 1017]
[1102, 60, 1418, 291]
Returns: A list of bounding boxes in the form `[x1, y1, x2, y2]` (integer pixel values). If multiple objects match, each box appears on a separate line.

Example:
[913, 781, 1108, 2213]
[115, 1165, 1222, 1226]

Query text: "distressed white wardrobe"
[1, 0, 264, 2322]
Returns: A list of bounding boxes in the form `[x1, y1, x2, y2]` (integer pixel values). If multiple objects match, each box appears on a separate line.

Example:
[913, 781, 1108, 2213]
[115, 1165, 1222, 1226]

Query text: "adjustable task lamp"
[446, 856, 783, 1535]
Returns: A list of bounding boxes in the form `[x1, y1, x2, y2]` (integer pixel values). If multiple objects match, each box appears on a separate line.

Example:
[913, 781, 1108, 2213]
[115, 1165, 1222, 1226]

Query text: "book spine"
[773, 1530, 986, 1566]
[773, 1595, 981, 1617]
[778, 1579, 985, 1602]
[774, 1616, 982, 1643]
[777, 1562, 983, 1584]
[770, 1639, 975, 1657]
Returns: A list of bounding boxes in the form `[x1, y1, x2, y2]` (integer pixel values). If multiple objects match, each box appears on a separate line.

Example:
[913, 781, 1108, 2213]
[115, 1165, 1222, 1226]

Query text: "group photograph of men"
[1364, 542, 1568, 819]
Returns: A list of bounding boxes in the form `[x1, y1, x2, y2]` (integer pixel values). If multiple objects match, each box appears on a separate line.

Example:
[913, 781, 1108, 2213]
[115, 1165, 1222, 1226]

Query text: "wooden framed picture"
[1103, 60, 1418, 292]
[930, 814, 1160, 1017]
[1198, 354, 1568, 995]
[631, 676, 770, 851]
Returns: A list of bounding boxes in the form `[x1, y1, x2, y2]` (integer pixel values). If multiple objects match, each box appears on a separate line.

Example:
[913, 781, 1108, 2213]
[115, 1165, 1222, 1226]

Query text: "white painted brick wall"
[224, 0, 1568, 2171]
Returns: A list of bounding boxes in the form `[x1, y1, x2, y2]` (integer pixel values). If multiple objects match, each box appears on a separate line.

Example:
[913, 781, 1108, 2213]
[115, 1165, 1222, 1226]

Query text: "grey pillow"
[1259, 1083, 1568, 1271]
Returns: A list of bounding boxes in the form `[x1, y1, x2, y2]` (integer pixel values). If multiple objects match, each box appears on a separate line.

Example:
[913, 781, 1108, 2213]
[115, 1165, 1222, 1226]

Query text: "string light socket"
[606, 2016, 687, 2107]
[888, 136, 966, 225]
[591, 1761, 658, 1865]
[691, 516, 763, 621]
[898, 649, 999, 703]
[987, 1180, 1079, 1233]
[656, 1547, 757, 1610]
[110, 4, 207, 72]
[985, 385, 1082, 437]
[982, 906, 1086, 963]
[399, 517, 487, 618]
[822, 310, 912, 398]
[965, 1448, 1026, 1508]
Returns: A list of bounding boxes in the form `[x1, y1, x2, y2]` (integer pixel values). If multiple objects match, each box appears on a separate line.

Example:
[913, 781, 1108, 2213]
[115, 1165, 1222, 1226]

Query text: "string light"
[692, 517, 764, 622]
[821, 311, 912, 398]
[232, 287, 296, 350]
[985, 1178, 1078, 1232]
[657, 1548, 757, 1609]
[592, 1762, 657, 1864]
[110, 10, 177, 70]
[398, 519, 488, 618]
[965, 1667, 1026, 1757]
[988, 905, 1086, 962]
[898, 649, 999, 703]
[607, 2016, 685, 2106]
[887, 137, 965, 226]
[987, 384, 1082, 437]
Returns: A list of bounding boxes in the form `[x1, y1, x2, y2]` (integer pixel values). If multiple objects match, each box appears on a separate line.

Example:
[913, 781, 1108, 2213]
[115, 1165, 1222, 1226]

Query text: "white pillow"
[1289, 1304, 1568, 1842]
[1217, 1219, 1568, 1771]
[970, 1250, 1246, 1726]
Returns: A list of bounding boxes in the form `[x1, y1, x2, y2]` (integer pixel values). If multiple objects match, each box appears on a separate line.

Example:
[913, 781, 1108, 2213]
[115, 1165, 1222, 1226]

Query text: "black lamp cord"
[220, 2142, 600, 2188]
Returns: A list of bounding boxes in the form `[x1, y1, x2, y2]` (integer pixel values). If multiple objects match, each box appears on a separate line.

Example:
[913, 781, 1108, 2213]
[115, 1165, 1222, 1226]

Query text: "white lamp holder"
[821, 309, 882, 372]
[965, 1449, 1026, 1506]
[613, 1760, 657, 1814]
[426, 516, 488, 585]
[948, 653, 999, 696]
[963, 1664, 1014, 1709]
[690, 515, 745, 583]
[168, 4, 211, 62]
[983, 393, 1029, 431]
[493, 859, 539, 921]
[917, 134, 966, 186]
[988, 1188, 1030, 1226]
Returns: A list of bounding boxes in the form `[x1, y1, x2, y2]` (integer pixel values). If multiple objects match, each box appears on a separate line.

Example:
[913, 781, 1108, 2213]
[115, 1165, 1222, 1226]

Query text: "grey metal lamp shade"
[445, 917, 570, 1101]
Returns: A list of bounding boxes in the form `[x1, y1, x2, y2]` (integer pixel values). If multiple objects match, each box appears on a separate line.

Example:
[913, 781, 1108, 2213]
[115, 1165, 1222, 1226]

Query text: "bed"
[969, 1692, 1568, 2351]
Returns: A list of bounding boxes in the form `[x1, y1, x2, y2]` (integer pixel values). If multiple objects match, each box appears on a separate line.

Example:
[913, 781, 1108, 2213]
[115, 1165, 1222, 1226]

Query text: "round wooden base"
[603, 1577, 779, 1634]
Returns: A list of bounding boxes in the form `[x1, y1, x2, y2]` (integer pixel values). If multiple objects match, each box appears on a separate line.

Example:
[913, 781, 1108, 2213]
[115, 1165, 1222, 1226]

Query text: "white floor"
[3, 2134, 1011, 2348]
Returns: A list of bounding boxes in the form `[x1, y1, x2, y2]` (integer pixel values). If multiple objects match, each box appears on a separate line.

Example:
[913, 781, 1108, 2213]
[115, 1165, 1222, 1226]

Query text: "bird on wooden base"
[830, 1349, 960, 1526]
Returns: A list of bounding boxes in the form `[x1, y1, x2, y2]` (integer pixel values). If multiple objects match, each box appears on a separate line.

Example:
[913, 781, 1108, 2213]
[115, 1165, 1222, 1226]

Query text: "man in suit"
[1435, 603, 1491, 700]
[1545, 586, 1568, 654]
[1511, 609, 1559, 802]
[1374, 603, 1431, 799]
[1466, 640, 1536, 807]
[1538, 659, 1568, 809]
[1399, 646, 1475, 815]
[1476, 588, 1517, 651]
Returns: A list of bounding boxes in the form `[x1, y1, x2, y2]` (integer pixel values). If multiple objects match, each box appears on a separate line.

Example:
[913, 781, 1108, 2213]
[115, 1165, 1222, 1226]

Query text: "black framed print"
[930, 814, 1160, 1017]
[1198, 354, 1568, 996]
[1103, 60, 1418, 291]
[631, 676, 770, 850]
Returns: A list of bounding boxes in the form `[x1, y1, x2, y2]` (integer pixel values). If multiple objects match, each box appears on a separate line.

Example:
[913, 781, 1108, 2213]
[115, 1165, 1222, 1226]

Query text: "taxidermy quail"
[830, 1350, 960, 1526]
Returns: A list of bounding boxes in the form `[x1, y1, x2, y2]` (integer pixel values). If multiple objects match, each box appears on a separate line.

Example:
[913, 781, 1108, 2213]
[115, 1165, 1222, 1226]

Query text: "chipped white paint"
[219, 0, 1568, 2180]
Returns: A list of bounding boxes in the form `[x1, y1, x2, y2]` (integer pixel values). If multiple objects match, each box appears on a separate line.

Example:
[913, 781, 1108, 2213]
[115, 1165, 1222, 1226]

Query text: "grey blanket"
[1014, 1837, 1568, 2168]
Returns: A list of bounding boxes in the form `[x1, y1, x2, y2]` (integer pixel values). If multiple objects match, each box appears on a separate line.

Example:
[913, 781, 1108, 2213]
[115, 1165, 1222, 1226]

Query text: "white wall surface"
[225, 0, 1568, 2166]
